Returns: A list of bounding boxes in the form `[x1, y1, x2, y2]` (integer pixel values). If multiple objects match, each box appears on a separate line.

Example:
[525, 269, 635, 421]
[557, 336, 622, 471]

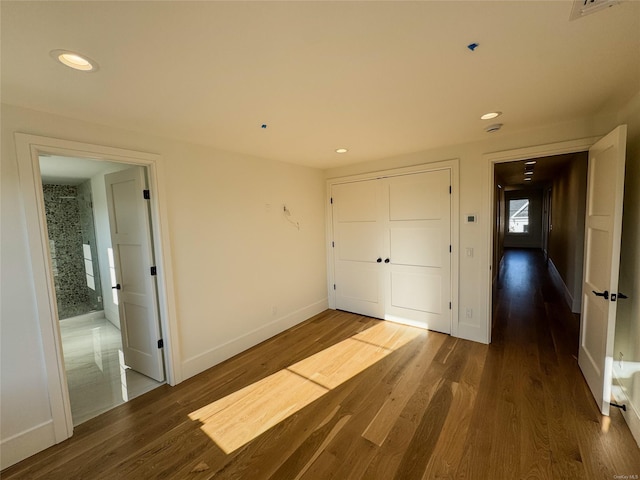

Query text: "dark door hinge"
[449, 186, 452, 194]
[143, 189, 150, 200]
[330, 197, 333, 204]
[333, 284, 336, 290]
[449, 245, 452, 253]
[150, 266, 157, 276]
[157, 339, 164, 349]
[449, 302, 452, 310]
[332, 241, 335, 248]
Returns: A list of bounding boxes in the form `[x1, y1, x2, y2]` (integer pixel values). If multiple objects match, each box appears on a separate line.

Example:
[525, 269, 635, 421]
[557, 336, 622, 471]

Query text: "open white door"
[105, 167, 165, 382]
[578, 125, 627, 416]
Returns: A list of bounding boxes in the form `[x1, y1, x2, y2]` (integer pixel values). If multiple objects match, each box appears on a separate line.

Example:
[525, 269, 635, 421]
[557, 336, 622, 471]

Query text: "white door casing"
[578, 125, 627, 416]
[105, 167, 165, 382]
[331, 168, 452, 334]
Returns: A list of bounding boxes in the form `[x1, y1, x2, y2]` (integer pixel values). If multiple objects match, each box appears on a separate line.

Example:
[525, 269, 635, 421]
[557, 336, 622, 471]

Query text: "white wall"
[0, 103, 328, 468]
[326, 116, 609, 344]
[1, 127, 57, 467]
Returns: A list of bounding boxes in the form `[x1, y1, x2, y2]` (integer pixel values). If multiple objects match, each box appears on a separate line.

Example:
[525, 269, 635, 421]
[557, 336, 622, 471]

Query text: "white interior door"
[105, 167, 165, 382]
[332, 169, 452, 333]
[332, 180, 385, 318]
[578, 125, 627, 416]
[384, 171, 451, 333]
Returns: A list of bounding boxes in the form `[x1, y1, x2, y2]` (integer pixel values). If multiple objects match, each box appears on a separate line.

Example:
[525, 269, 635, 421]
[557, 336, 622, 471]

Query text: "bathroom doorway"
[40, 154, 164, 426]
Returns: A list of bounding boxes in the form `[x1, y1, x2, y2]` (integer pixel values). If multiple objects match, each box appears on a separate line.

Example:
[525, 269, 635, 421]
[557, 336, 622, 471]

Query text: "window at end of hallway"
[508, 198, 530, 233]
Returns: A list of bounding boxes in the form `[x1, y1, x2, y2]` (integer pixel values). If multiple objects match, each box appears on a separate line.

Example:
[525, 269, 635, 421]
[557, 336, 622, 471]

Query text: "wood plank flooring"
[3, 249, 639, 479]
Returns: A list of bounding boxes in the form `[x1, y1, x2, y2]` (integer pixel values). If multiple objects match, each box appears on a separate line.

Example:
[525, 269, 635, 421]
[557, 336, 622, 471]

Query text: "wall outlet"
[272, 306, 278, 316]
[466, 308, 473, 318]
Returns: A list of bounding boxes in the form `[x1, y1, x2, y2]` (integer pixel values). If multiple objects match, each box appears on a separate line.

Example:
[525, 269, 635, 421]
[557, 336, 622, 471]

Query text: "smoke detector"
[569, 0, 621, 20]
[485, 123, 503, 133]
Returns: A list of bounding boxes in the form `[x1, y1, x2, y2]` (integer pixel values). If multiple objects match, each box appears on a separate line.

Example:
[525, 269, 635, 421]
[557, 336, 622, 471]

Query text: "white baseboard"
[0, 420, 56, 470]
[181, 299, 328, 380]
[548, 259, 576, 312]
[612, 371, 640, 448]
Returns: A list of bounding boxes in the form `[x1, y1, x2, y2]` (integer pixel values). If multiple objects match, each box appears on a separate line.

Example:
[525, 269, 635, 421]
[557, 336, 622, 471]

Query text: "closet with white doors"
[330, 168, 452, 334]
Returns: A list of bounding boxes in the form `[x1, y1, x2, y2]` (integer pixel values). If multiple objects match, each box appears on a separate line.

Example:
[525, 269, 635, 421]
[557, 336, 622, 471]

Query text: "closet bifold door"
[331, 169, 452, 334]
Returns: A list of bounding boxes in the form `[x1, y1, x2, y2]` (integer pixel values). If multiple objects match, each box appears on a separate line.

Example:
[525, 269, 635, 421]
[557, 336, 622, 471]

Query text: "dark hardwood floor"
[3, 249, 639, 479]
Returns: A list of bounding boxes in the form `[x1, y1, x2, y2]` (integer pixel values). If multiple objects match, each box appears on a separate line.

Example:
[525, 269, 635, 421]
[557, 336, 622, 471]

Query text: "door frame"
[326, 159, 460, 336]
[15, 133, 181, 442]
[484, 136, 600, 344]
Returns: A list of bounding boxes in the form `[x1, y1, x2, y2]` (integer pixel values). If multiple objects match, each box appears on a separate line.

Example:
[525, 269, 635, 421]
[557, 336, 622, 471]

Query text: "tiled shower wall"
[77, 180, 103, 310]
[43, 183, 103, 320]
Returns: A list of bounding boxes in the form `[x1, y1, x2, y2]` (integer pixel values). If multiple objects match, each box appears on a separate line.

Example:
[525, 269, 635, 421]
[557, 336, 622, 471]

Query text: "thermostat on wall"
[466, 214, 477, 223]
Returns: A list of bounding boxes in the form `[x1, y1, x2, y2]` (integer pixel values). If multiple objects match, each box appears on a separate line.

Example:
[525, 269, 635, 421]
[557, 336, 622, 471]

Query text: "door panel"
[105, 167, 165, 382]
[390, 226, 442, 267]
[332, 170, 451, 334]
[388, 176, 442, 220]
[390, 270, 442, 313]
[332, 180, 384, 318]
[578, 125, 627, 416]
[337, 223, 380, 263]
[385, 170, 451, 333]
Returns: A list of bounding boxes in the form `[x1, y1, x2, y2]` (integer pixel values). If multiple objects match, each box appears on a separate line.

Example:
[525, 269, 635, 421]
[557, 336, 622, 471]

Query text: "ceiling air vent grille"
[569, 0, 621, 20]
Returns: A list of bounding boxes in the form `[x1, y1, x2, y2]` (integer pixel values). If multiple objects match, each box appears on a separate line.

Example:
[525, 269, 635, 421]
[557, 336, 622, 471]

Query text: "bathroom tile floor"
[60, 313, 164, 426]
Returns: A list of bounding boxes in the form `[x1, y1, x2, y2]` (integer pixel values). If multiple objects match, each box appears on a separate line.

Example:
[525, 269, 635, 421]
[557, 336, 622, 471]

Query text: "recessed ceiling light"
[524, 178, 532, 181]
[481, 112, 502, 120]
[525, 171, 534, 175]
[336, 148, 348, 154]
[525, 160, 537, 165]
[50, 49, 98, 72]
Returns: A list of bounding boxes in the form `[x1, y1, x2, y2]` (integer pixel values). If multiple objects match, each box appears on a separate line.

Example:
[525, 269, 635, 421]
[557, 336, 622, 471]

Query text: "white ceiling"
[39, 155, 128, 184]
[2, 1, 639, 169]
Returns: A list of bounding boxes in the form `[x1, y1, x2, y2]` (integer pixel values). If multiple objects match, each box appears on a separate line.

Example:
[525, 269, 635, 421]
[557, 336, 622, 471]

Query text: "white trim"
[612, 369, 640, 448]
[14, 134, 182, 445]
[0, 420, 56, 470]
[326, 159, 460, 338]
[548, 258, 575, 311]
[484, 136, 600, 344]
[181, 298, 328, 379]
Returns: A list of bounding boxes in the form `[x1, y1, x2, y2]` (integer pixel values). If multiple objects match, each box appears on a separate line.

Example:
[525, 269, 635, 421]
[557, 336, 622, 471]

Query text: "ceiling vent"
[569, 0, 621, 20]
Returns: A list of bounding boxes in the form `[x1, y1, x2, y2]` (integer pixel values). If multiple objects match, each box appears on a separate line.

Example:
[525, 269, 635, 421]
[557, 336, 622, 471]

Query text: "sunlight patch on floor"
[188, 321, 424, 453]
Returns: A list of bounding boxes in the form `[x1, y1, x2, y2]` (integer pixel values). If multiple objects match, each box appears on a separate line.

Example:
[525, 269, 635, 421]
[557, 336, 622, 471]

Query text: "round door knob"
[384, 258, 390, 263]
[376, 258, 382, 263]
[112, 284, 121, 290]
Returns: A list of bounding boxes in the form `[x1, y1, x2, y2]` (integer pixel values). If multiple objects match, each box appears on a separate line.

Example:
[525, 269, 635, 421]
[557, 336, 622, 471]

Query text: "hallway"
[488, 248, 638, 478]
